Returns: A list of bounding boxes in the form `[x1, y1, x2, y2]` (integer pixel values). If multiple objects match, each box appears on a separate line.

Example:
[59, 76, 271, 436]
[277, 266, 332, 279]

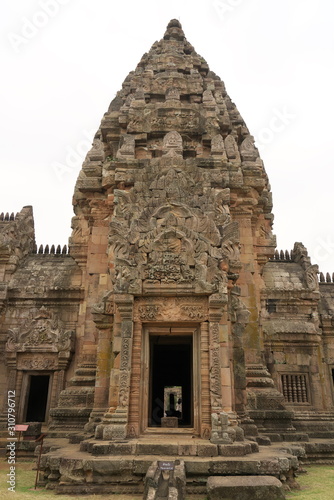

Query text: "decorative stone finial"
[167, 19, 182, 29]
[164, 19, 185, 41]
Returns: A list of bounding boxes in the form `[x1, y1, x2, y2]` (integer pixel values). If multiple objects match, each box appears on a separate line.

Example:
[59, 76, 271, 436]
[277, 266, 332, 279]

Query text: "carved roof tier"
[74, 20, 270, 198]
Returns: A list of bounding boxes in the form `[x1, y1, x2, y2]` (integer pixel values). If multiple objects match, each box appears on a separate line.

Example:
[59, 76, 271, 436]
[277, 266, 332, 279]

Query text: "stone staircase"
[37, 435, 302, 496]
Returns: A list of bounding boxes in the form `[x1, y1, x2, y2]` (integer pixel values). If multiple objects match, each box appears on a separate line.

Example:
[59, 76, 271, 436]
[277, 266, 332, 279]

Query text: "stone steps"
[80, 438, 259, 457]
[38, 443, 300, 495]
[36, 437, 334, 495]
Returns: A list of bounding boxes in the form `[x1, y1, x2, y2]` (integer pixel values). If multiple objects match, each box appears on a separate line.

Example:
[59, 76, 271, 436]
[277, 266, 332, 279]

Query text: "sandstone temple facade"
[1, 20, 334, 459]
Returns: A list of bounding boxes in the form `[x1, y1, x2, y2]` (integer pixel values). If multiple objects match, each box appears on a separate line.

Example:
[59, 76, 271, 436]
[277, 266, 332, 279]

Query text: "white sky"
[1, 0, 334, 273]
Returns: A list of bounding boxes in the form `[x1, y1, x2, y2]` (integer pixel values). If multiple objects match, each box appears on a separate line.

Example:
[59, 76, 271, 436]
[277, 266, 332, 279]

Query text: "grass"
[1, 460, 333, 499]
[287, 466, 334, 500]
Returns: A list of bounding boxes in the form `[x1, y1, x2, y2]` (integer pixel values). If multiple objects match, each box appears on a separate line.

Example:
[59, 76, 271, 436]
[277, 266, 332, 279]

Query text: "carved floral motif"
[134, 297, 208, 322]
[18, 356, 56, 370]
[180, 305, 205, 319]
[138, 305, 161, 320]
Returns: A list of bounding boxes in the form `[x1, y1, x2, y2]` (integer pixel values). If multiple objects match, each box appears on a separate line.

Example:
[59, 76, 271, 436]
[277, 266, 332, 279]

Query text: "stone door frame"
[18, 370, 54, 424]
[139, 323, 201, 435]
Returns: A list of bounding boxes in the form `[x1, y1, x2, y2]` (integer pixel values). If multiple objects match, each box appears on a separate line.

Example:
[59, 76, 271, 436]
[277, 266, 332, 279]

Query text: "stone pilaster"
[101, 294, 134, 440]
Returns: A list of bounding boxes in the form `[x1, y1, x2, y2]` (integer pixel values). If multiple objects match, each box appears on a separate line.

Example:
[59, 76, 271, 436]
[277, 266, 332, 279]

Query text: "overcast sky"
[1, 0, 334, 273]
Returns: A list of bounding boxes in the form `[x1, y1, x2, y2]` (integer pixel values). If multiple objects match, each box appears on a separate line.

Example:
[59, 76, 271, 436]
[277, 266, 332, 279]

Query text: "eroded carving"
[162, 131, 183, 156]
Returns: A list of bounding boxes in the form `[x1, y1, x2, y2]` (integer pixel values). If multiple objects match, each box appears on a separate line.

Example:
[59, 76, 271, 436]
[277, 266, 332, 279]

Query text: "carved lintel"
[17, 355, 57, 371]
[134, 297, 208, 322]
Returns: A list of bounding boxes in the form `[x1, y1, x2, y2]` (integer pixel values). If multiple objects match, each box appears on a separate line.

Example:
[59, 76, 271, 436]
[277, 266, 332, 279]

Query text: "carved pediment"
[108, 156, 242, 294]
[6, 306, 74, 353]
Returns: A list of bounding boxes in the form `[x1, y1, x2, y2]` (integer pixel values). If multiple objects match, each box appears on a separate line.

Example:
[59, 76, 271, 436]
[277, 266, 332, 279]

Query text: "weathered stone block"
[207, 475, 285, 500]
[218, 444, 247, 456]
[24, 422, 42, 438]
[136, 443, 178, 456]
[197, 443, 218, 457]
[178, 444, 197, 456]
[256, 436, 272, 446]
[185, 460, 210, 475]
[161, 416, 178, 427]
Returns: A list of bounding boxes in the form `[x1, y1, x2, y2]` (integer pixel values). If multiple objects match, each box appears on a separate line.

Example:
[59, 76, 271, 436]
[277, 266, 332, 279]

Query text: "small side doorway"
[25, 375, 51, 422]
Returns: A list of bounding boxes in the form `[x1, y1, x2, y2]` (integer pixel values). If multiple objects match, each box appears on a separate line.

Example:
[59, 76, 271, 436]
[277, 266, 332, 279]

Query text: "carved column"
[50, 371, 59, 411]
[102, 294, 134, 440]
[14, 370, 23, 418]
[127, 320, 143, 438]
[208, 294, 225, 414]
[56, 370, 65, 400]
[200, 321, 211, 437]
[7, 364, 17, 392]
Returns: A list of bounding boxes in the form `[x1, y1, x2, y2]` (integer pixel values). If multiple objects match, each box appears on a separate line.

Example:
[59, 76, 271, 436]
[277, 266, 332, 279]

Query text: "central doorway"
[149, 335, 193, 427]
[138, 324, 201, 435]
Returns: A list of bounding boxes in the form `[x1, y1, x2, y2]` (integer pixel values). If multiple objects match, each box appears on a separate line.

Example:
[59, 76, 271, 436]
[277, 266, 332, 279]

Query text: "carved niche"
[165, 87, 180, 101]
[162, 130, 183, 156]
[240, 136, 259, 161]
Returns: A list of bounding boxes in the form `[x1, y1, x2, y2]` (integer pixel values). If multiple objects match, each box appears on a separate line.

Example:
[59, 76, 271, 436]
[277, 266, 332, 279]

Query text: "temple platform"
[35, 435, 334, 496]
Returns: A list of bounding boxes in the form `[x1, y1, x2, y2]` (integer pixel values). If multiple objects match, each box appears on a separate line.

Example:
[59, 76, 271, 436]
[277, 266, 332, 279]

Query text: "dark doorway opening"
[25, 375, 50, 422]
[149, 335, 192, 427]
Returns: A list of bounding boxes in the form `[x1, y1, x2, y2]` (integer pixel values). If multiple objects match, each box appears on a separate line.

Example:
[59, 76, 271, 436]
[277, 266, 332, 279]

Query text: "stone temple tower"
[1, 22, 334, 478]
[50, 18, 293, 440]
